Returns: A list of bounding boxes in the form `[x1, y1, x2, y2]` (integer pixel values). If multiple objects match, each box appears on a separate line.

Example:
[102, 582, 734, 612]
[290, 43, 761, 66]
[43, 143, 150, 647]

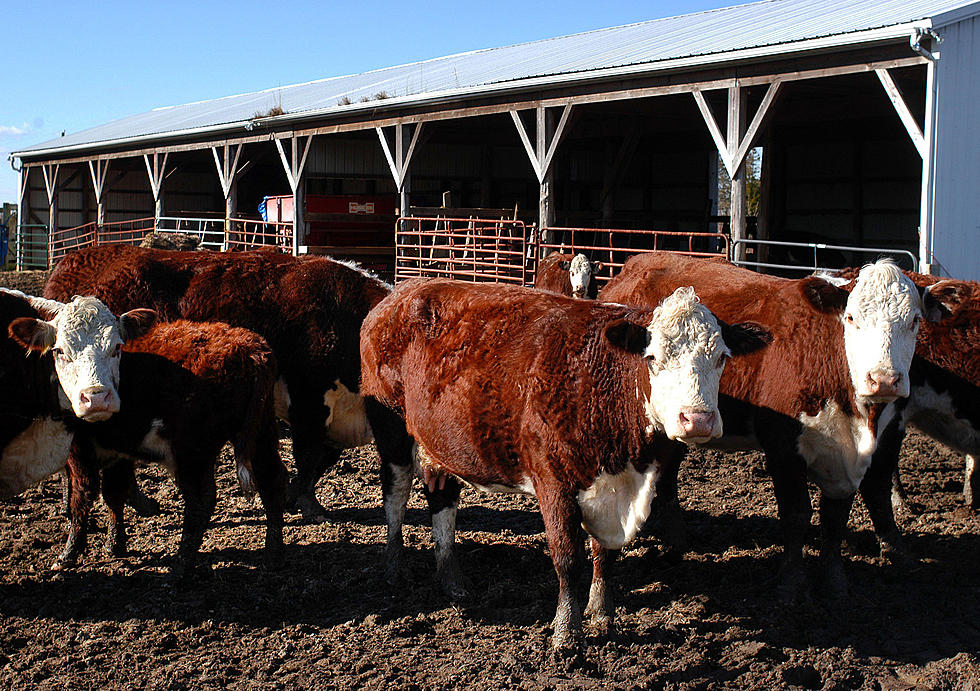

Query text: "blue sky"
[0, 0, 737, 205]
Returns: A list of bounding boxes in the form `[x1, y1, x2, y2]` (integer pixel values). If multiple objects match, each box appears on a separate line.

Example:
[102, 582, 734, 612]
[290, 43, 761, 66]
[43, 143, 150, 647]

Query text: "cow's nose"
[678, 410, 716, 438]
[79, 388, 115, 415]
[866, 370, 902, 398]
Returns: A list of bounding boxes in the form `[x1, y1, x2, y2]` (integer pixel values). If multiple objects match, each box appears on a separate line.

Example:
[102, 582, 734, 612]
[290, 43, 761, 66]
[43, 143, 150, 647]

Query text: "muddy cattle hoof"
[439, 574, 470, 602]
[549, 632, 584, 668]
[878, 538, 911, 567]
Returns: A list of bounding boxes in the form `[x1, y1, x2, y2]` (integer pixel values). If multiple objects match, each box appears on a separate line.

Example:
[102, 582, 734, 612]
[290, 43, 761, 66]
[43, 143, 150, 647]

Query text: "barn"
[9, 0, 980, 280]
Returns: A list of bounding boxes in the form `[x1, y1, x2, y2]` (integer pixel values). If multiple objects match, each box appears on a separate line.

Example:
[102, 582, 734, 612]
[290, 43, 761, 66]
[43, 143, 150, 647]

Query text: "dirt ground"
[1, 270, 979, 689]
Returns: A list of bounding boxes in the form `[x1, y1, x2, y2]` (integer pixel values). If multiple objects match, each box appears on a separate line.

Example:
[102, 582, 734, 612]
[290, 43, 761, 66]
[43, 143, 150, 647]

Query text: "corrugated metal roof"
[14, 0, 980, 158]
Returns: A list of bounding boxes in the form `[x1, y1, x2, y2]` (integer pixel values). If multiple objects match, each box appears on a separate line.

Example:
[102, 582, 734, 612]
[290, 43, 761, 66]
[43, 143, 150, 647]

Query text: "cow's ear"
[604, 319, 650, 355]
[921, 281, 968, 322]
[119, 309, 157, 342]
[8, 318, 56, 353]
[719, 320, 772, 357]
[800, 277, 848, 314]
[559, 261, 571, 271]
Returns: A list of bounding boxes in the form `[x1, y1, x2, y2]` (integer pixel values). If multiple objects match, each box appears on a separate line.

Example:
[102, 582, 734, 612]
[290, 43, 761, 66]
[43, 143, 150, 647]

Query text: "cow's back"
[361, 279, 652, 487]
[45, 245, 390, 395]
[601, 252, 852, 418]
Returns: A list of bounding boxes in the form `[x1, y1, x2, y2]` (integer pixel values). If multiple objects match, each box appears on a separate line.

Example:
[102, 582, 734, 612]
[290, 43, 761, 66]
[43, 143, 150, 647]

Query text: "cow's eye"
[112, 344, 122, 357]
[648, 357, 664, 372]
[845, 313, 856, 326]
[715, 353, 728, 368]
[51, 347, 63, 357]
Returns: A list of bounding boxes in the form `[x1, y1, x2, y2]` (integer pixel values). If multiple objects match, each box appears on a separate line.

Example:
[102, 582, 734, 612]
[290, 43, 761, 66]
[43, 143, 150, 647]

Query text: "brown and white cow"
[12, 316, 288, 578]
[45, 244, 392, 523]
[534, 252, 601, 299]
[599, 253, 953, 597]
[2, 289, 156, 421]
[819, 271, 980, 559]
[361, 278, 769, 649]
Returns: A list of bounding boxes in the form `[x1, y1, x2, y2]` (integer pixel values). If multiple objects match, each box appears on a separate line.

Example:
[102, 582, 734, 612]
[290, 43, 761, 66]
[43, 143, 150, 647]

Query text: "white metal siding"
[929, 15, 980, 278]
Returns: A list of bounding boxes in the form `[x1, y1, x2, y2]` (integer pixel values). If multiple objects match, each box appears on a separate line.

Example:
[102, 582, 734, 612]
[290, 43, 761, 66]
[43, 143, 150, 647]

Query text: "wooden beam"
[212, 143, 243, 199]
[876, 68, 926, 158]
[731, 79, 783, 172]
[41, 163, 59, 204]
[274, 135, 313, 192]
[376, 126, 401, 188]
[540, 104, 573, 176]
[510, 110, 542, 181]
[693, 90, 732, 174]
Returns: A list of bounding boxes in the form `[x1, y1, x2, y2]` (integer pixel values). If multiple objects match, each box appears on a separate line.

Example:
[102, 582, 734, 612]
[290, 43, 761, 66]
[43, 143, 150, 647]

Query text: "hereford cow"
[45, 244, 392, 523]
[534, 253, 601, 299]
[361, 278, 770, 649]
[0, 290, 156, 498]
[599, 253, 955, 597]
[12, 314, 287, 578]
[822, 269, 980, 560]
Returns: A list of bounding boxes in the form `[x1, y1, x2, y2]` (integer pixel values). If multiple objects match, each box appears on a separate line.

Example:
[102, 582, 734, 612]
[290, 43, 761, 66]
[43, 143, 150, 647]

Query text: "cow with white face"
[534, 252, 602, 299]
[841, 260, 937, 402]
[4, 291, 156, 421]
[360, 278, 770, 648]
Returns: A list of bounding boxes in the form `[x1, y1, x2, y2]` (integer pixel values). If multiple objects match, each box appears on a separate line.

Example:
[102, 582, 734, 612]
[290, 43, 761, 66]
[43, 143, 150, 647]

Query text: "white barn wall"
[930, 13, 980, 279]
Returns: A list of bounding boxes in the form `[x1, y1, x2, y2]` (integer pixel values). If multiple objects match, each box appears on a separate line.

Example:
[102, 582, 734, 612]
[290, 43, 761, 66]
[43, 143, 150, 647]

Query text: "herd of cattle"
[0, 243, 977, 651]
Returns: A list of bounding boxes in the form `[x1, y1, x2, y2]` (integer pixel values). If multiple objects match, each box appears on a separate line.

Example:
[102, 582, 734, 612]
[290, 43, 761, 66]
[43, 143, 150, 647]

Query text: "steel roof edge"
[11, 19, 931, 163]
[930, 1, 980, 25]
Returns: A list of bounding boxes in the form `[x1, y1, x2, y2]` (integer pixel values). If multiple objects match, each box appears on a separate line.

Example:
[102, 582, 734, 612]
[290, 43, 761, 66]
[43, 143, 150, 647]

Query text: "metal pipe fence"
[731, 238, 918, 274]
[16, 224, 48, 270]
[538, 227, 730, 286]
[395, 217, 530, 285]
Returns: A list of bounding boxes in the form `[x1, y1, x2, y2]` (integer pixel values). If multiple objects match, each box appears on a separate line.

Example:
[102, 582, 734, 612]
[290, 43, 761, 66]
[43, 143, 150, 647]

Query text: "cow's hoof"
[549, 630, 584, 669]
[128, 493, 162, 518]
[819, 561, 848, 600]
[292, 495, 329, 524]
[440, 575, 469, 602]
[51, 548, 81, 572]
[878, 538, 910, 567]
[775, 559, 808, 603]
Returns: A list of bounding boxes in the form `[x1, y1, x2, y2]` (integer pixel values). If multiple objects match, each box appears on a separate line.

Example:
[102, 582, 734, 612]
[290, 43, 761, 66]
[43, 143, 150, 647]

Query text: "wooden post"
[275, 135, 313, 256]
[143, 152, 168, 230]
[377, 123, 423, 215]
[212, 143, 244, 249]
[728, 85, 747, 262]
[919, 60, 938, 273]
[42, 163, 59, 267]
[510, 104, 572, 252]
[16, 167, 27, 270]
[88, 159, 110, 228]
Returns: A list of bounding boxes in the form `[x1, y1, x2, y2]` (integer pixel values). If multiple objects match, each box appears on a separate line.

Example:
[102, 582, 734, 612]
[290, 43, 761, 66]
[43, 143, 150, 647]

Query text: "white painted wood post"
[143, 152, 168, 230]
[920, 60, 938, 274]
[275, 135, 313, 256]
[88, 159, 110, 228]
[377, 122, 423, 215]
[15, 166, 28, 270]
[728, 86, 748, 262]
[212, 143, 243, 250]
[42, 163, 59, 267]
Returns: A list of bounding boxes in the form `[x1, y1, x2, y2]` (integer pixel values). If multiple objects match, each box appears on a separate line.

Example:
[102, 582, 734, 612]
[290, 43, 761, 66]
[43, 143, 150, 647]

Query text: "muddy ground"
[1, 270, 979, 689]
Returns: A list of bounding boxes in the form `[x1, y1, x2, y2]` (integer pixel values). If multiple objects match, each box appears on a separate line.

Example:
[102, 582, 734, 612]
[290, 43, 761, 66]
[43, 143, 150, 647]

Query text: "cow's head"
[606, 286, 770, 443]
[563, 254, 601, 299]
[836, 260, 951, 402]
[6, 292, 156, 421]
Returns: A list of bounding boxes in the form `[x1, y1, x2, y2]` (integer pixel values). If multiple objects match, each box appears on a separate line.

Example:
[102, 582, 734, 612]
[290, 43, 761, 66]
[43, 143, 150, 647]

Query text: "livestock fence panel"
[395, 217, 531, 285]
[16, 224, 48, 270]
[156, 217, 226, 251]
[731, 238, 918, 274]
[537, 227, 731, 286]
[226, 219, 294, 252]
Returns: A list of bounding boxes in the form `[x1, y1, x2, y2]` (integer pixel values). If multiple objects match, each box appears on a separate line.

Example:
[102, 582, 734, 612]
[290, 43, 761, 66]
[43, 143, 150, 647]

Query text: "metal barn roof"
[14, 0, 980, 159]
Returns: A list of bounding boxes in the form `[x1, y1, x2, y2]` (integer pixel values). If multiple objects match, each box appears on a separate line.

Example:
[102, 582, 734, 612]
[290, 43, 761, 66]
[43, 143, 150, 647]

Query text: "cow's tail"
[233, 344, 280, 499]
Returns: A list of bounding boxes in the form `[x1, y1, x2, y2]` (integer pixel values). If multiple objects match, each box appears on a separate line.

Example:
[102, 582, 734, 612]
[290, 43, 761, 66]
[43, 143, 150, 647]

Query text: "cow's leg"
[101, 462, 132, 557]
[241, 426, 288, 563]
[891, 467, 912, 515]
[365, 398, 417, 585]
[424, 477, 465, 600]
[859, 421, 908, 563]
[965, 455, 979, 512]
[60, 468, 72, 517]
[53, 439, 99, 570]
[538, 488, 585, 651]
[649, 442, 688, 554]
[584, 537, 618, 632]
[172, 459, 218, 581]
[285, 408, 336, 522]
[126, 471, 161, 518]
[818, 492, 855, 599]
[764, 450, 811, 601]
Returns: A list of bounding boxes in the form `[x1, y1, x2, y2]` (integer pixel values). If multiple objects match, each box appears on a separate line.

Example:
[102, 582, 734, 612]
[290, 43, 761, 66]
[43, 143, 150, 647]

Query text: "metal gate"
[395, 217, 531, 285]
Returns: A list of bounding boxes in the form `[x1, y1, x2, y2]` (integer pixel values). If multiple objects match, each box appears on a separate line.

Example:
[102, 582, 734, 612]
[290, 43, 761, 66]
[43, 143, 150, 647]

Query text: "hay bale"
[140, 232, 201, 251]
